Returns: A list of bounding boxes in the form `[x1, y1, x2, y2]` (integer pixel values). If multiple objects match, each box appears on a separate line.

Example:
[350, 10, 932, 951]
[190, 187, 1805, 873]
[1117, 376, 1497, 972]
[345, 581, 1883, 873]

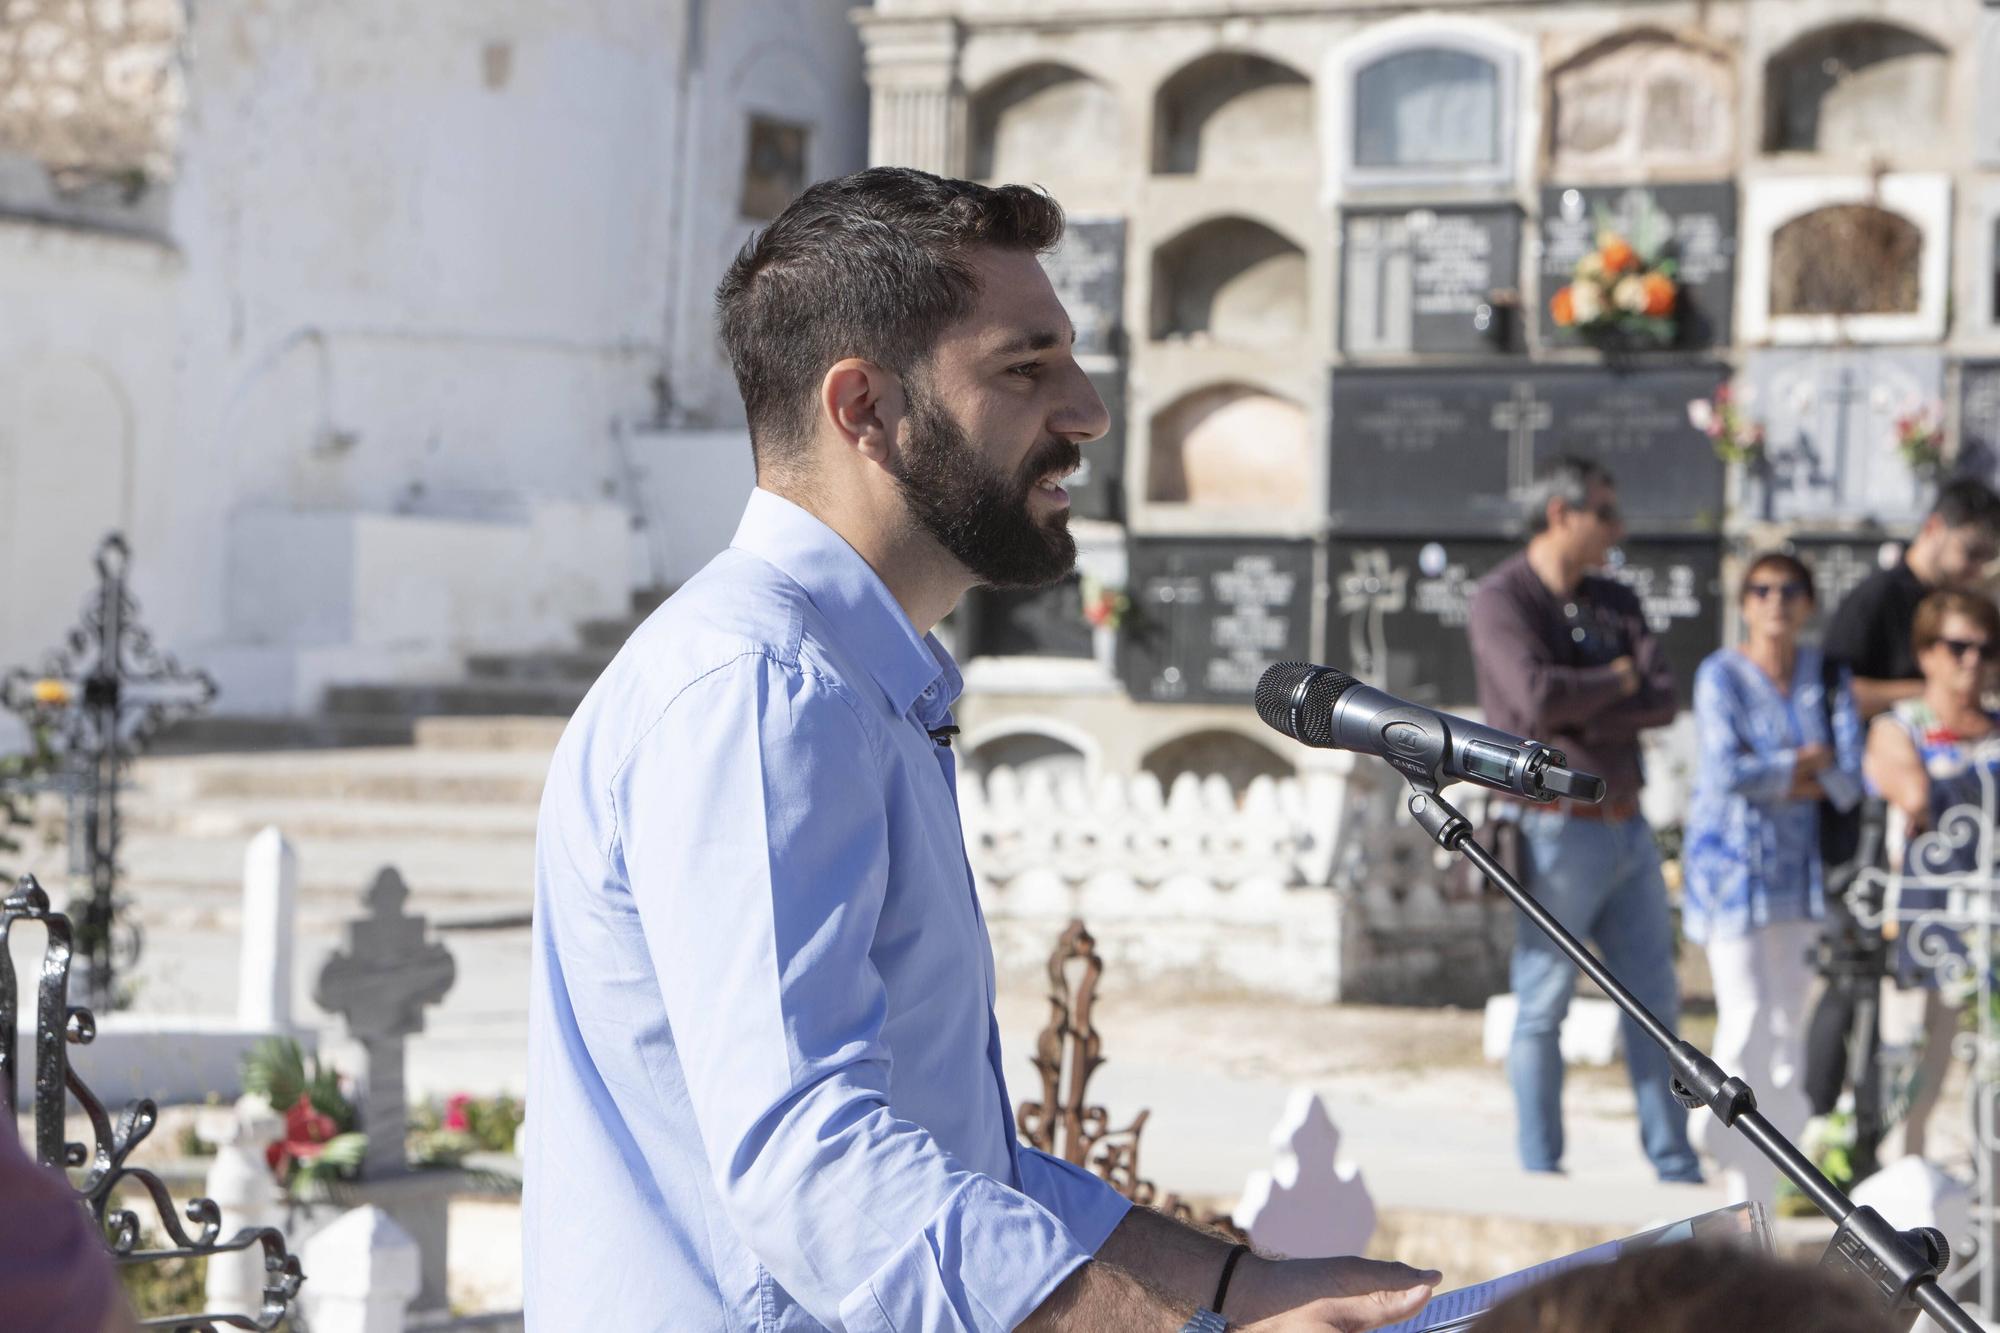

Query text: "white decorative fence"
[959, 754, 1512, 1003]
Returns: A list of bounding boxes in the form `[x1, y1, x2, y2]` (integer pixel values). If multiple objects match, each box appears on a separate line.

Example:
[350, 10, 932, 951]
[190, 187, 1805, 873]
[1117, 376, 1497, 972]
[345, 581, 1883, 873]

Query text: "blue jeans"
[1509, 810, 1700, 1181]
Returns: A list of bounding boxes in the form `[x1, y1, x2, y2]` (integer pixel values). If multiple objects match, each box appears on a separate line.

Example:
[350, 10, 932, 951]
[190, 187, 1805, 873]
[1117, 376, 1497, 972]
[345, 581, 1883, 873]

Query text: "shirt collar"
[730, 488, 961, 722]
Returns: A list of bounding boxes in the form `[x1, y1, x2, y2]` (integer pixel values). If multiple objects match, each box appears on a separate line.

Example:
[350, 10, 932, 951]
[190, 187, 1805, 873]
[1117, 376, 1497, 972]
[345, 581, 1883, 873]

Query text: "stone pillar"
[298, 1206, 421, 1333]
[857, 16, 964, 175]
[238, 826, 297, 1030]
[198, 1094, 287, 1316]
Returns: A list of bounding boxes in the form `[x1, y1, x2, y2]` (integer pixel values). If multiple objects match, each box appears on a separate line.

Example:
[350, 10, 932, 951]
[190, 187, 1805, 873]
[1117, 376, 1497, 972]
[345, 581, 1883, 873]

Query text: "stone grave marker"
[1233, 1090, 1375, 1259]
[1341, 205, 1522, 356]
[315, 868, 457, 1181]
[1120, 538, 1315, 705]
[1738, 349, 1944, 526]
[1327, 365, 1727, 536]
[315, 868, 458, 1313]
[960, 576, 1094, 661]
[1958, 361, 2000, 486]
[1042, 216, 1126, 359]
[1537, 182, 1737, 348]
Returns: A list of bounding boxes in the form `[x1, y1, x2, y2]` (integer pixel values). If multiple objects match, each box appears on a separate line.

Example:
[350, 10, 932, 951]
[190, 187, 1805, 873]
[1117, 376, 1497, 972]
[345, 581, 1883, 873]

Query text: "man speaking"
[523, 168, 1437, 1330]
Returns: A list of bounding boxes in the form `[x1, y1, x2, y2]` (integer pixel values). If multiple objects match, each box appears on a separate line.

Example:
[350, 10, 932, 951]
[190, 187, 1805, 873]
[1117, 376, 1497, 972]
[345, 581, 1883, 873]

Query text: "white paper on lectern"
[1376, 1201, 1773, 1333]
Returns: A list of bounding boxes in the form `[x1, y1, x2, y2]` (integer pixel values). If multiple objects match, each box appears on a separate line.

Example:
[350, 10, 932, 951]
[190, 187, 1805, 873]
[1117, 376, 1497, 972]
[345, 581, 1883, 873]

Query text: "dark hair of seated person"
[1472, 1240, 1899, 1333]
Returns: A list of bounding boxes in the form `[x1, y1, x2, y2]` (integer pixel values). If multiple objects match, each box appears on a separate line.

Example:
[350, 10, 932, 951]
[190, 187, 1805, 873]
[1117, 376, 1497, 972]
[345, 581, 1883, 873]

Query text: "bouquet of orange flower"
[1080, 575, 1129, 632]
[1549, 227, 1678, 345]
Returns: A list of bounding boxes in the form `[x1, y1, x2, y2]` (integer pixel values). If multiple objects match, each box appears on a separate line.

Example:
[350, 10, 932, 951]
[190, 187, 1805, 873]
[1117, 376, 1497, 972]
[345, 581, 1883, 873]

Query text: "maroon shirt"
[0, 1125, 117, 1333]
[1466, 551, 1676, 807]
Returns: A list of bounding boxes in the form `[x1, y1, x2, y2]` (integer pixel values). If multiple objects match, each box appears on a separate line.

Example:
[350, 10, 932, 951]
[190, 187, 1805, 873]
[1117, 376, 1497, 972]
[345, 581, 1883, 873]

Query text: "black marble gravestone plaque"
[1537, 182, 1737, 349]
[1121, 538, 1316, 705]
[1340, 206, 1522, 356]
[1959, 360, 2000, 487]
[1064, 365, 1125, 523]
[1326, 537, 1721, 708]
[1779, 534, 1905, 641]
[1042, 217, 1127, 358]
[1328, 365, 1728, 536]
[961, 577, 1094, 660]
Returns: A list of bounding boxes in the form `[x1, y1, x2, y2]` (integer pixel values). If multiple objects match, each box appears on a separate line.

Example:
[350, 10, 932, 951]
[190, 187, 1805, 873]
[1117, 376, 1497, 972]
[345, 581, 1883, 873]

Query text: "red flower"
[444, 1093, 473, 1133]
[266, 1093, 338, 1176]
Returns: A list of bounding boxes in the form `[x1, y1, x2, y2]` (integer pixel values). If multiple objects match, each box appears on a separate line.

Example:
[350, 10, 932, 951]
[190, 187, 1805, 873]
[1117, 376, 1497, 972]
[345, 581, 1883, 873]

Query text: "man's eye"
[1009, 362, 1043, 378]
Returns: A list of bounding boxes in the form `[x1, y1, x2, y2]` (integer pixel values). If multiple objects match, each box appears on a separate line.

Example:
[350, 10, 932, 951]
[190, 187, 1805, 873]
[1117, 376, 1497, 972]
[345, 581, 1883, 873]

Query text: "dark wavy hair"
[715, 166, 1066, 475]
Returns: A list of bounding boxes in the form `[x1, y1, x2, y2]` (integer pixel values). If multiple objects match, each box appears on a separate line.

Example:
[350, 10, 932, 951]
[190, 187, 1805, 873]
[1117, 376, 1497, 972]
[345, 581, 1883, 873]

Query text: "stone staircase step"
[156, 712, 417, 753]
[120, 797, 541, 842]
[463, 650, 614, 686]
[111, 830, 535, 901]
[414, 716, 568, 753]
[321, 681, 587, 719]
[132, 748, 552, 806]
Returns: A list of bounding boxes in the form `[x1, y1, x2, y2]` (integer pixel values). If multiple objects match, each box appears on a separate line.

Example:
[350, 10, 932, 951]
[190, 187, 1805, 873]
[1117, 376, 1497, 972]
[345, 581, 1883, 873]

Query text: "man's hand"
[1609, 655, 1641, 698]
[1793, 743, 1833, 778]
[1229, 1255, 1440, 1332]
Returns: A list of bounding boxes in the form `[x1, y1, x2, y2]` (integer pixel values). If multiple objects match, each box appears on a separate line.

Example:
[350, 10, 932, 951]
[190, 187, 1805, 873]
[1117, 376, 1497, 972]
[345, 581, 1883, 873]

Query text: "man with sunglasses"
[1467, 455, 1702, 1183]
[1803, 477, 2000, 1138]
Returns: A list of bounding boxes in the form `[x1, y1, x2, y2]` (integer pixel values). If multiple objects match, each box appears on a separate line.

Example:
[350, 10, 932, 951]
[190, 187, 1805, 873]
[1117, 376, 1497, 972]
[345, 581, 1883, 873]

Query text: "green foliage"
[289, 1130, 367, 1199]
[242, 1037, 355, 1130]
[0, 722, 58, 879]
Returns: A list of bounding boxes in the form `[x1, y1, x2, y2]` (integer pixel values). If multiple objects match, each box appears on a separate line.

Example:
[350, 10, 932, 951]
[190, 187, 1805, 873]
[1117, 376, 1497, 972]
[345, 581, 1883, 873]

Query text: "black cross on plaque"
[1, 534, 217, 1007]
[1492, 382, 1554, 499]
[314, 868, 457, 1180]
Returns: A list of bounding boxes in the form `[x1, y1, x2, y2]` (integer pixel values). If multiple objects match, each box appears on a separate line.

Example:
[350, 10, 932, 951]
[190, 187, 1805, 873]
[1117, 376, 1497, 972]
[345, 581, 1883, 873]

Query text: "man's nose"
[1055, 361, 1111, 444]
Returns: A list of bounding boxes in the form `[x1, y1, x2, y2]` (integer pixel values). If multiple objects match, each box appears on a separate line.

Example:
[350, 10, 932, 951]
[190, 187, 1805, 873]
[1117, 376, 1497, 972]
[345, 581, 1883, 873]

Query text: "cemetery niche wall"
[1326, 22, 1525, 195]
[1536, 183, 1736, 350]
[1961, 360, 2000, 487]
[1762, 20, 1948, 161]
[1738, 348, 1945, 526]
[1120, 537, 1315, 706]
[970, 63, 1122, 182]
[1153, 51, 1313, 177]
[960, 577, 1095, 662]
[1326, 365, 1728, 536]
[1340, 205, 1522, 357]
[1147, 383, 1312, 511]
[1152, 215, 1308, 348]
[1041, 215, 1128, 521]
[1545, 28, 1733, 180]
[1738, 176, 1950, 346]
[1327, 537, 1721, 708]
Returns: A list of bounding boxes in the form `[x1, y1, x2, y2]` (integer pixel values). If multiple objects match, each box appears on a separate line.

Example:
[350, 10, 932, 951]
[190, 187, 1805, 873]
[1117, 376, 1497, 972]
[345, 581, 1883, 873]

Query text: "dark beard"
[890, 380, 1079, 589]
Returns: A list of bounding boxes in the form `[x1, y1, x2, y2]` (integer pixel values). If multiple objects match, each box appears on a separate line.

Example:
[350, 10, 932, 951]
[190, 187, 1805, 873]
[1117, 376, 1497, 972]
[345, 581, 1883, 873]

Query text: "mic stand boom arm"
[1400, 781, 1973, 1333]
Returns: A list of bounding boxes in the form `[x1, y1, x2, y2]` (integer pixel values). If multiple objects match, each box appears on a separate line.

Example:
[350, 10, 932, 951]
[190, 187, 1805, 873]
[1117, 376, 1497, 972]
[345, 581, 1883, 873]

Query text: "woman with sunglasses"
[1684, 551, 1863, 1210]
[1863, 588, 2000, 1162]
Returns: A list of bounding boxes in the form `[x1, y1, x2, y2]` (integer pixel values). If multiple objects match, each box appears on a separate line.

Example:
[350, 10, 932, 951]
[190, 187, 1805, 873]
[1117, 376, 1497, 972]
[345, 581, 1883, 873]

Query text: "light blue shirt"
[1682, 646, 1863, 944]
[525, 488, 1130, 1331]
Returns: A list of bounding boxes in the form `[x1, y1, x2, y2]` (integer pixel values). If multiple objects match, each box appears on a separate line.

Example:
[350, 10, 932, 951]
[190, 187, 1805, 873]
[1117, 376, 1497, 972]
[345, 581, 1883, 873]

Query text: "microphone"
[1254, 662, 1606, 804]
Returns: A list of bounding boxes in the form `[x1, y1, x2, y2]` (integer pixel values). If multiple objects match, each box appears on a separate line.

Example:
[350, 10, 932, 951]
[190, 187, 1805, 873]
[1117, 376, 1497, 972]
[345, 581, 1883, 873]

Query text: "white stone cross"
[314, 868, 456, 1179]
[1492, 382, 1554, 499]
[1234, 1089, 1377, 1259]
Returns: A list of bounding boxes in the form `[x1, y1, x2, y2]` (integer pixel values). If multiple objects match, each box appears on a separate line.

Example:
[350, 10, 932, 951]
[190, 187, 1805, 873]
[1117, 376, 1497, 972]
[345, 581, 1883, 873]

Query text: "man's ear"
[821, 359, 904, 465]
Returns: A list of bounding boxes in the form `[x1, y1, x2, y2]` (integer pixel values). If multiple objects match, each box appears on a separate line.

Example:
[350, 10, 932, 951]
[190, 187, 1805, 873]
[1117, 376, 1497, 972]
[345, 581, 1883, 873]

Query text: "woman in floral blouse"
[1864, 588, 2000, 1162]
[1684, 551, 1863, 1209]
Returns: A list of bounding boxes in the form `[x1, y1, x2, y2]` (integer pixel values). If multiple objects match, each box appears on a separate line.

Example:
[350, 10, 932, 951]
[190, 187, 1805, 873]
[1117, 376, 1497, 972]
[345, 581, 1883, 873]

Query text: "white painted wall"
[0, 1, 866, 713]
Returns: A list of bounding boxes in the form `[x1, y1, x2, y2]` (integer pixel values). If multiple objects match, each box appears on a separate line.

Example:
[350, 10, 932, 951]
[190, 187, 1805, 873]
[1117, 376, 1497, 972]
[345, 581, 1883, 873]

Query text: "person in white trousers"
[1683, 552, 1864, 1211]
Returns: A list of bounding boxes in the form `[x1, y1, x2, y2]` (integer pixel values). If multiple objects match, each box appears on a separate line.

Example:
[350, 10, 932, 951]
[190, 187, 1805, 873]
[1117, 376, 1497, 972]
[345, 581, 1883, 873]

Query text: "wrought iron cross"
[1, 533, 217, 1008]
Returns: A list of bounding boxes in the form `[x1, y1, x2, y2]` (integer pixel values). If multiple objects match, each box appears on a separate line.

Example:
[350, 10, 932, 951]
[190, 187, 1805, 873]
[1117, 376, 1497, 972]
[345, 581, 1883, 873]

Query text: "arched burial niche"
[1548, 29, 1731, 175]
[1142, 728, 1294, 800]
[967, 729, 1086, 786]
[1770, 204, 1922, 317]
[1153, 52, 1312, 175]
[1763, 22, 1947, 157]
[1146, 384, 1311, 510]
[1150, 216, 1307, 345]
[1352, 45, 1502, 170]
[969, 63, 1122, 182]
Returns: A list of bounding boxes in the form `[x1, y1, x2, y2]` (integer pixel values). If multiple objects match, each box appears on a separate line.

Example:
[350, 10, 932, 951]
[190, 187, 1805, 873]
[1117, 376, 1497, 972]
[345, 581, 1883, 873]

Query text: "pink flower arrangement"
[1895, 403, 1948, 478]
[1686, 384, 1765, 467]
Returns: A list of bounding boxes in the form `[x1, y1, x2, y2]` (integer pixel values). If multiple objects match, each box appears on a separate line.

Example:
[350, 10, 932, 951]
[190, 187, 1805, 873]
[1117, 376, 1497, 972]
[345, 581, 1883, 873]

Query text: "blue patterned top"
[1683, 646, 1864, 943]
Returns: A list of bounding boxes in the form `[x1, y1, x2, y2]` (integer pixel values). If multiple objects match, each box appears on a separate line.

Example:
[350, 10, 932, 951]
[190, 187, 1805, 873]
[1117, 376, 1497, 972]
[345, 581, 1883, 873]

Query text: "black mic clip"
[926, 724, 960, 748]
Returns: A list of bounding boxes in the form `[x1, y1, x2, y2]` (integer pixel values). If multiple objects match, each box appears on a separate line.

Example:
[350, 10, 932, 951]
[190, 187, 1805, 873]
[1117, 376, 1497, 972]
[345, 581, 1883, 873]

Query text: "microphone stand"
[1397, 775, 1977, 1333]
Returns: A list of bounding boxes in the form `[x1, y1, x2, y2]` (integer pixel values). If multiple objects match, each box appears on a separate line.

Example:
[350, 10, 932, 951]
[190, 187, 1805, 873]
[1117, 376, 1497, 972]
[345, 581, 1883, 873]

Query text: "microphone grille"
[1255, 662, 1356, 746]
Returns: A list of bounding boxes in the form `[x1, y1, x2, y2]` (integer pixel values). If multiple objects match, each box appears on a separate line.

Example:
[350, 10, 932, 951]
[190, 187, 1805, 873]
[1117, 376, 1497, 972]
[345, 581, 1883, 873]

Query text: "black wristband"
[1212, 1243, 1251, 1315]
